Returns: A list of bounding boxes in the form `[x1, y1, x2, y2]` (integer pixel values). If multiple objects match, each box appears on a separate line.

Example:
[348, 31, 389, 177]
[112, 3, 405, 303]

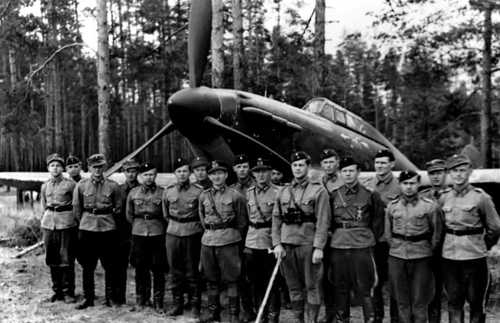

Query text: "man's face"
[175, 165, 190, 183]
[340, 165, 359, 185]
[193, 166, 207, 181]
[209, 170, 228, 186]
[320, 156, 339, 175]
[449, 165, 472, 186]
[374, 157, 394, 176]
[428, 170, 446, 187]
[291, 159, 309, 179]
[233, 163, 250, 180]
[400, 176, 420, 197]
[66, 163, 82, 177]
[48, 162, 64, 177]
[124, 168, 138, 183]
[271, 169, 283, 184]
[141, 169, 157, 186]
[89, 164, 104, 177]
[253, 169, 271, 186]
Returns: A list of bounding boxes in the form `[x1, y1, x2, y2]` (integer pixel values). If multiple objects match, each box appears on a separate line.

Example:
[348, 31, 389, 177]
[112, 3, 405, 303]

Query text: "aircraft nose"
[167, 87, 221, 128]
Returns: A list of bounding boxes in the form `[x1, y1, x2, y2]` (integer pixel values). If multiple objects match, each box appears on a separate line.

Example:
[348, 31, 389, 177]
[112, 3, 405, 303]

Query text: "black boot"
[152, 271, 165, 314]
[361, 297, 375, 323]
[166, 290, 184, 316]
[104, 271, 119, 307]
[290, 300, 304, 323]
[267, 290, 281, 323]
[228, 296, 240, 323]
[305, 303, 320, 323]
[76, 267, 94, 310]
[62, 266, 76, 303]
[239, 284, 255, 323]
[47, 267, 63, 302]
[200, 292, 220, 323]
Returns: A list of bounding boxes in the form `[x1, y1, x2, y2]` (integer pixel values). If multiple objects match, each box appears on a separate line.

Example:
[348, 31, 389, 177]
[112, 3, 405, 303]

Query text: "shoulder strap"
[207, 190, 222, 218]
[252, 189, 265, 218]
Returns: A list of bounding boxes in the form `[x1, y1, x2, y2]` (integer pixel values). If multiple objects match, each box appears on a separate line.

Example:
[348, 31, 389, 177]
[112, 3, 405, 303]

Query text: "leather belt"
[46, 205, 73, 212]
[392, 232, 430, 242]
[249, 221, 272, 229]
[84, 207, 113, 215]
[135, 213, 161, 220]
[445, 227, 483, 236]
[334, 221, 369, 229]
[168, 215, 199, 223]
[205, 222, 233, 230]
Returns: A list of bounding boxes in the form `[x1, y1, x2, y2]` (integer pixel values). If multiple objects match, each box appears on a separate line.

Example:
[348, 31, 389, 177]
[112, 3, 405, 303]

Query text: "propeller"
[105, 121, 176, 177]
[188, 0, 212, 87]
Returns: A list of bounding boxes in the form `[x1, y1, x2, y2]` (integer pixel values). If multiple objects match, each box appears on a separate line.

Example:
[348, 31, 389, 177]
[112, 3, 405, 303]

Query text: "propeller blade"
[188, 0, 212, 88]
[105, 121, 176, 177]
[204, 116, 290, 168]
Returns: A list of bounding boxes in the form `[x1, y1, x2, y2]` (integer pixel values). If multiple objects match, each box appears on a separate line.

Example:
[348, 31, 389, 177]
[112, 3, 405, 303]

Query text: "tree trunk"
[53, 61, 63, 153]
[211, 0, 224, 88]
[481, 4, 492, 167]
[97, 0, 111, 158]
[314, 0, 325, 96]
[232, 0, 243, 89]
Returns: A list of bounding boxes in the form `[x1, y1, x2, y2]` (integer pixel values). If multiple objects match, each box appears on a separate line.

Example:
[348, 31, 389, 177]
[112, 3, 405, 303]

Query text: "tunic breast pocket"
[221, 200, 234, 217]
[458, 205, 479, 225]
[262, 201, 274, 214]
[413, 213, 428, 230]
[247, 200, 258, 214]
[83, 192, 95, 207]
[392, 211, 404, 231]
[152, 198, 162, 210]
[134, 199, 144, 211]
[101, 191, 112, 204]
[301, 199, 314, 214]
[185, 197, 197, 210]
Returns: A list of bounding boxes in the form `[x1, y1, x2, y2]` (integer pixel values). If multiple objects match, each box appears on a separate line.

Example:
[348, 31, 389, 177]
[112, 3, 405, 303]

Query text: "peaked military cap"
[174, 157, 190, 170]
[319, 148, 339, 161]
[425, 159, 446, 172]
[290, 151, 311, 163]
[446, 154, 471, 170]
[87, 154, 107, 167]
[398, 170, 420, 182]
[191, 156, 209, 169]
[339, 156, 359, 170]
[233, 154, 250, 166]
[65, 155, 81, 166]
[374, 149, 395, 161]
[251, 157, 271, 172]
[47, 153, 65, 166]
[122, 158, 140, 171]
[208, 160, 229, 174]
[139, 162, 156, 173]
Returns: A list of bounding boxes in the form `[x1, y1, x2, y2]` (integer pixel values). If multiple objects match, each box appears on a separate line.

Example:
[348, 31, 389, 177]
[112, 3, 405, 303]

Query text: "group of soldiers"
[39, 148, 500, 323]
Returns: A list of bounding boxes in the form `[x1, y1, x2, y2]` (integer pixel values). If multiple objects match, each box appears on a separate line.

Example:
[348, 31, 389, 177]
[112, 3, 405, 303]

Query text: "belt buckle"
[144, 214, 152, 220]
[92, 208, 98, 214]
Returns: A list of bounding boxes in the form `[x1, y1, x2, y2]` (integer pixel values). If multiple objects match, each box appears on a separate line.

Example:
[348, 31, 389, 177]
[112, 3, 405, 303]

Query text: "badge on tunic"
[356, 206, 363, 222]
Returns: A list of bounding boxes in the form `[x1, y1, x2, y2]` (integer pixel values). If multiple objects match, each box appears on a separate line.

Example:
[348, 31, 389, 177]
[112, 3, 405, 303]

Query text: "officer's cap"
[87, 154, 107, 167]
[446, 154, 471, 170]
[374, 149, 395, 161]
[251, 157, 271, 172]
[233, 154, 249, 166]
[208, 160, 229, 174]
[65, 155, 81, 166]
[139, 162, 156, 174]
[425, 159, 446, 173]
[339, 156, 359, 170]
[290, 151, 311, 164]
[174, 157, 190, 171]
[47, 153, 65, 167]
[122, 158, 140, 171]
[191, 156, 208, 169]
[398, 170, 420, 182]
[320, 148, 339, 161]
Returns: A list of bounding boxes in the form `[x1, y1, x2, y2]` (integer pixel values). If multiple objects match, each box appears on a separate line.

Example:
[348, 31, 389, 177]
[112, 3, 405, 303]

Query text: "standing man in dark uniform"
[319, 148, 343, 323]
[272, 151, 330, 323]
[163, 157, 204, 318]
[66, 155, 83, 183]
[419, 158, 447, 323]
[329, 157, 385, 323]
[386, 170, 442, 323]
[244, 157, 281, 323]
[126, 163, 167, 313]
[365, 149, 401, 323]
[440, 154, 500, 323]
[199, 160, 248, 323]
[73, 154, 121, 309]
[114, 158, 140, 305]
[41, 153, 77, 303]
[192, 156, 212, 190]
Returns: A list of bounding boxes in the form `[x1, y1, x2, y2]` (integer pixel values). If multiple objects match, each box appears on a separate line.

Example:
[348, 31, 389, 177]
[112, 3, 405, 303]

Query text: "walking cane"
[255, 255, 282, 323]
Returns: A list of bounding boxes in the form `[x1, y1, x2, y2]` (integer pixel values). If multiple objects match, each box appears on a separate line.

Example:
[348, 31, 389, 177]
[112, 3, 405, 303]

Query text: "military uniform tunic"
[230, 176, 255, 196]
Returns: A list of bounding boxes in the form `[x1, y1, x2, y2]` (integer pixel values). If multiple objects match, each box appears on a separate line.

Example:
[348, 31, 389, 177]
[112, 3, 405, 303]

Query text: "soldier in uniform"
[272, 151, 330, 323]
[244, 157, 281, 323]
[329, 156, 385, 323]
[365, 149, 401, 323]
[41, 153, 77, 303]
[192, 156, 212, 190]
[440, 154, 500, 323]
[66, 155, 83, 183]
[271, 168, 284, 187]
[114, 158, 140, 305]
[163, 157, 204, 317]
[126, 163, 167, 313]
[419, 159, 447, 323]
[231, 154, 256, 195]
[385, 170, 442, 323]
[73, 154, 121, 309]
[199, 160, 248, 323]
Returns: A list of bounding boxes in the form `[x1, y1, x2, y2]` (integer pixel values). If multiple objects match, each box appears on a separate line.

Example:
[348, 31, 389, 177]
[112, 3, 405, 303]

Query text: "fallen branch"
[14, 240, 43, 259]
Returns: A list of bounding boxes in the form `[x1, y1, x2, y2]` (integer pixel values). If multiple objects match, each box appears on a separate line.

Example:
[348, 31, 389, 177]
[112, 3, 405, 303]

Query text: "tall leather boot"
[76, 267, 94, 310]
[290, 300, 305, 323]
[448, 308, 464, 323]
[47, 267, 63, 302]
[469, 309, 485, 323]
[267, 289, 281, 323]
[229, 296, 240, 323]
[62, 266, 76, 303]
[389, 297, 399, 323]
[104, 270, 118, 307]
[152, 270, 165, 314]
[361, 297, 375, 323]
[189, 285, 202, 318]
[305, 303, 320, 323]
[166, 289, 184, 316]
[201, 288, 220, 323]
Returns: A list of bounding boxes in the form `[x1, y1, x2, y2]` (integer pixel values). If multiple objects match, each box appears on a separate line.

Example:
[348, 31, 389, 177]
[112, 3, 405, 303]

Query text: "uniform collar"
[49, 175, 63, 184]
[323, 173, 338, 183]
[401, 194, 419, 206]
[344, 182, 359, 195]
[292, 177, 309, 188]
[213, 184, 227, 193]
[452, 183, 472, 197]
[237, 176, 252, 187]
[71, 174, 81, 182]
[141, 183, 157, 193]
[376, 172, 394, 186]
[177, 180, 190, 191]
[256, 183, 270, 193]
[91, 175, 104, 184]
[126, 179, 139, 189]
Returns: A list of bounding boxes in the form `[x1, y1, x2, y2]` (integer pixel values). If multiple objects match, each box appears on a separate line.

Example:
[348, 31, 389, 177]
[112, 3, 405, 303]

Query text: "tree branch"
[0, 0, 13, 20]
